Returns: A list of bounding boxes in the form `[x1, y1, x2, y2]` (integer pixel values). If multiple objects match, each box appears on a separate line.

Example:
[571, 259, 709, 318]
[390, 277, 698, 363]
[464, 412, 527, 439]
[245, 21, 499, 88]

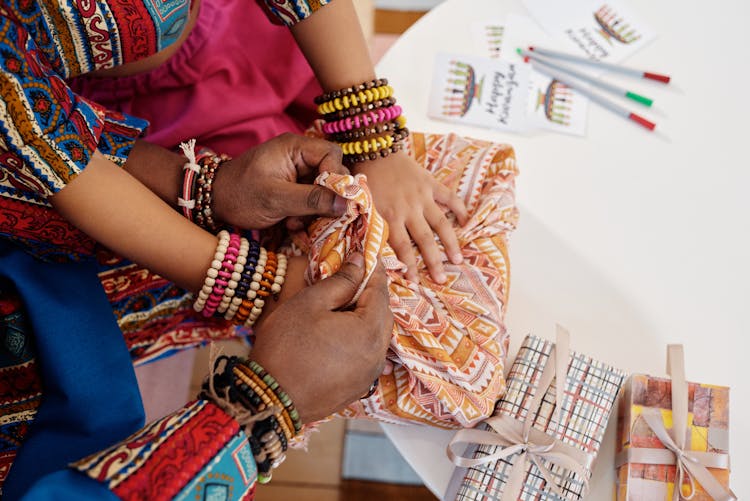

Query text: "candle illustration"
[536, 79, 573, 126]
[441, 60, 484, 117]
[594, 4, 641, 44]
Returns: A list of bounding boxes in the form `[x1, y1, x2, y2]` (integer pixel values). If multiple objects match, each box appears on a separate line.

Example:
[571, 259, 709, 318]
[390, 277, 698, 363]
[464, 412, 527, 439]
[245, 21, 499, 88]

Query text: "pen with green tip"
[516, 48, 653, 107]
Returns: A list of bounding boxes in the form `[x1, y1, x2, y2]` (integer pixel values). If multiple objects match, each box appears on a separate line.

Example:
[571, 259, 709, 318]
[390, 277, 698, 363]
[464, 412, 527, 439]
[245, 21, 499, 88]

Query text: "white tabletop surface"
[375, 0, 749, 499]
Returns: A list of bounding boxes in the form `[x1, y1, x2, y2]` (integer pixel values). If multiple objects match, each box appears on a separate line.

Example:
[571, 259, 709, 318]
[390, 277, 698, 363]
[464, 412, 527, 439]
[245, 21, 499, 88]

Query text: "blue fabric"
[21, 470, 118, 501]
[0, 241, 145, 499]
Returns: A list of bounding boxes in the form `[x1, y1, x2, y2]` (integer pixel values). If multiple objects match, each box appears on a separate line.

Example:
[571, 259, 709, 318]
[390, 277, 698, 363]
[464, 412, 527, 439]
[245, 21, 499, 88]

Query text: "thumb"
[278, 183, 348, 219]
[306, 252, 366, 311]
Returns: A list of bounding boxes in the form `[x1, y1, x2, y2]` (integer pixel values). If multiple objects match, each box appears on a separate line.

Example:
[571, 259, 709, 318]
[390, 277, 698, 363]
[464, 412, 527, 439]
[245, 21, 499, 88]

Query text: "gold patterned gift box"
[615, 345, 735, 501]
[446, 326, 626, 500]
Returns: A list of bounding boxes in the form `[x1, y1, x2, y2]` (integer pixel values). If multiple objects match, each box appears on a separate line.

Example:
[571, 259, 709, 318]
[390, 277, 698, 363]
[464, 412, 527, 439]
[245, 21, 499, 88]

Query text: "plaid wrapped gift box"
[449, 329, 626, 500]
[615, 345, 734, 501]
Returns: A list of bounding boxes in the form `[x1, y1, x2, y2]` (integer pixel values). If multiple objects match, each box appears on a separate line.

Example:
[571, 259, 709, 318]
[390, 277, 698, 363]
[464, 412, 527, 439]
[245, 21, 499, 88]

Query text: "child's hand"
[354, 150, 468, 283]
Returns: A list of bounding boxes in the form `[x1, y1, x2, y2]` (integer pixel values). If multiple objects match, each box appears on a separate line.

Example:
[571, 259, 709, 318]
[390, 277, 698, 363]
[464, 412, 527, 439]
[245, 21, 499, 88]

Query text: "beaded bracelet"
[233, 367, 295, 442]
[201, 356, 300, 483]
[246, 360, 301, 433]
[316, 84, 394, 115]
[330, 119, 406, 143]
[177, 139, 201, 221]
[328, 117, 406, 145]
[194, 232, 286, 326]
[244, 251, 284, 328]
[194, 153, 230, 232]
[224, 240, 261, 320]
[217, 236, 250, 315]
[314, 77, 388, 105]
[317, 78, 409, 165]
[202, 232, 241, 317]
[234, 247, 269, 325]
[322, 105, 404, 135]
[193, 230, 231, 313]
[234, 247, 283, 327]
[227, 244, 261, 322]
[341, 127, 410, 166]
[340, 133, 395, 156]
[321, 96, 397, 121]
[232, 362, 297, 449]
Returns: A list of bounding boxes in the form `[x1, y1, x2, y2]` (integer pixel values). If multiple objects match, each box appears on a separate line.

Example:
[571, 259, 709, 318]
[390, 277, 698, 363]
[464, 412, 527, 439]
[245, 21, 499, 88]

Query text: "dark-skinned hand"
[213, 133, 349, 229]
[251, 253, 392, 423]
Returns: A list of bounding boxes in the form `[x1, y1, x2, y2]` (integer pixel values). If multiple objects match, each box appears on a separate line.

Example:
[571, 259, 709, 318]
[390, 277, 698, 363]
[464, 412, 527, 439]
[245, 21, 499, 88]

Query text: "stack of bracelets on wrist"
[177, 140, 231, 231]
[316, 78, 409, 166]
[193, 230, 287, 327]
[201, 356, 302, 483]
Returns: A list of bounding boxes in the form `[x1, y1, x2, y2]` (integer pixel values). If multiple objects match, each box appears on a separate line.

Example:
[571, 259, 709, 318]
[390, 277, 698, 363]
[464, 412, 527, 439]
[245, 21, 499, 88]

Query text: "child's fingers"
[389, 222, 419, 282]
[433, 182, 469, 226]
[407, 216, 446, 284]
[426, 205, 462, 265]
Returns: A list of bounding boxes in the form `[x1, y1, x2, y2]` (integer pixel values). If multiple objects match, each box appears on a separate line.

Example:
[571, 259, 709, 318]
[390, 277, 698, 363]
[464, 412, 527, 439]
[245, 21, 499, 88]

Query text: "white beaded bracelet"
[193, 230, 231, 313]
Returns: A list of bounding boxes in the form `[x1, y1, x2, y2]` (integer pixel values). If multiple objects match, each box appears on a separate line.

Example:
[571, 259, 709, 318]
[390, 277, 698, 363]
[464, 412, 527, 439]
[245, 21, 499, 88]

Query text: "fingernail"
[435, 273, 446, 283]
[451, 252, 463, 264]
[347, 252, 364, 268]
[382, 361, 393, 376]
[333, 195, 347, 215]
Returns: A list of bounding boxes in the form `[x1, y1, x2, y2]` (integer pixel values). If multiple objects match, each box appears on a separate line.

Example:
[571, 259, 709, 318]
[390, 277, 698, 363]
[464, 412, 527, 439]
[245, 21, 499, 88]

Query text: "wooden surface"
[375, 9, 427, 34]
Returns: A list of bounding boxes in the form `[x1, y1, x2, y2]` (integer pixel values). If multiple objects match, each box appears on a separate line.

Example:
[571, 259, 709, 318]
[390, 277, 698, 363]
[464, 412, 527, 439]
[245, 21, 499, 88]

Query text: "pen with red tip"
[521, 52, 657, 131]
[528, 46, 671, 84]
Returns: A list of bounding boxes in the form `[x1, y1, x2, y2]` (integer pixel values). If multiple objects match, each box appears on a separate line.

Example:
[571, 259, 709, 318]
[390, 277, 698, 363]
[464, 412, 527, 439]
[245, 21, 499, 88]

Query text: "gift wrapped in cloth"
[288, 132, 518, 427]
[447, 326, 626, 500]
[615, 345, 735, 501]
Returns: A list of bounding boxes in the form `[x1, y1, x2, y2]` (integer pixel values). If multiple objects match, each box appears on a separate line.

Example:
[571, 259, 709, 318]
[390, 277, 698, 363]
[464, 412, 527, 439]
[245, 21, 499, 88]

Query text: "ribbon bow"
[448, 325, 593, 500]
[615, 345, 736, 501]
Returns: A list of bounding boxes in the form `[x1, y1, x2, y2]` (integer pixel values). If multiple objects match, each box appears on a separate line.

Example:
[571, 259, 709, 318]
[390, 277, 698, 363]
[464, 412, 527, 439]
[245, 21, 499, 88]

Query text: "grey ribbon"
[614, 345, 736, 501]
[448, 325, 593, 500]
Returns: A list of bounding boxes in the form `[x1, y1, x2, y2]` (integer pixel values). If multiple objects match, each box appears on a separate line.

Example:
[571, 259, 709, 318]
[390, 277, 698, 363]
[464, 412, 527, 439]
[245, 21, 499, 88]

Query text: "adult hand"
[250, 254, 393, 423]
[212, 133, 349, 229]
[356, 150, 469, 284]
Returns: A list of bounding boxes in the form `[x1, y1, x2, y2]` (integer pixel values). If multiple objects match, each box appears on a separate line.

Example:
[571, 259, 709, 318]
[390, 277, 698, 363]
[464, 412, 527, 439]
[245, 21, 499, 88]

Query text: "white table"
[376, 0, 750, 499]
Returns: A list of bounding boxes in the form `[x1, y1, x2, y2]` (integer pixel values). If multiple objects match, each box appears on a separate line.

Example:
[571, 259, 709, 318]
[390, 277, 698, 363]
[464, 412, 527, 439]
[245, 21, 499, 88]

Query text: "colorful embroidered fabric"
[1, 0, 191, 78]
[0, 0, 327, 497]
[72, 400, 257, 500]
[0, 290, 41, 489]
[96, 251, 245, 366]
[0, 243, 259, 498]
[290, 131, 518, 428]
[0, 9, 148, 262]
[255, 0, 332, 26]
[454, 335, 626, 500]
[0, 3, 260, 365]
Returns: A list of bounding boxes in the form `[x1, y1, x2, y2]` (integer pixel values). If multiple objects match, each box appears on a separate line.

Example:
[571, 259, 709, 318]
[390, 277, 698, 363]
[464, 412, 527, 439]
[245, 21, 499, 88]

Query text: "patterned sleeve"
[0, 14, 147, 204]
[255, 0, 334, 27]
[71, 400, 258, 500]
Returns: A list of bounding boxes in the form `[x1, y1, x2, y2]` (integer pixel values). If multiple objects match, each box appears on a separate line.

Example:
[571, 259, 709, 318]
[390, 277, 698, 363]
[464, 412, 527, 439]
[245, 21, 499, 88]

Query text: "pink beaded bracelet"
[194, 230, 231, 313]
[202, 232, 241, 317]
[221, 236, 250, 318]
[322, 105, 403, 135]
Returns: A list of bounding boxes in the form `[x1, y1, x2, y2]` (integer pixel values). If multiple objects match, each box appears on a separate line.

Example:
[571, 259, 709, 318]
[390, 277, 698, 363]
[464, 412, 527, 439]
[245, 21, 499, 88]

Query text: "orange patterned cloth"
[292, 132, 519, 428]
